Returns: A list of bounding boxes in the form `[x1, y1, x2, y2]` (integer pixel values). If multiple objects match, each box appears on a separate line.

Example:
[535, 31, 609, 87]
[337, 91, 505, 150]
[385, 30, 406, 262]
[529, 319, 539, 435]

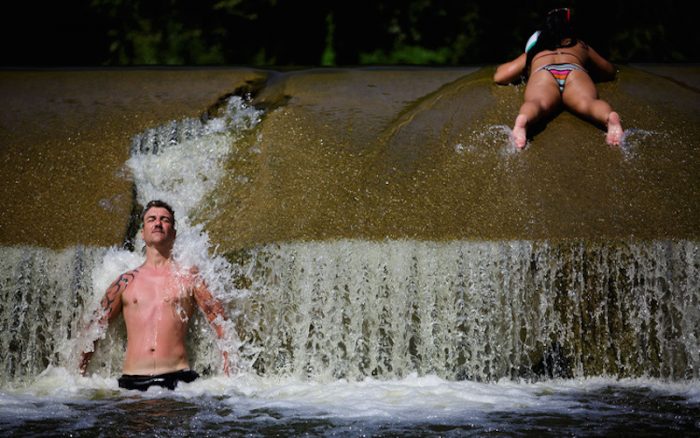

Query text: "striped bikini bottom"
[534, 63, 586, 93]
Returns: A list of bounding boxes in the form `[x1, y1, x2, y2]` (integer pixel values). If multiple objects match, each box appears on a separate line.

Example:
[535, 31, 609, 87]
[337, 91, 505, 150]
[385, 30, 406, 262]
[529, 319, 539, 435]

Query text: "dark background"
[2, 0, 697, 67]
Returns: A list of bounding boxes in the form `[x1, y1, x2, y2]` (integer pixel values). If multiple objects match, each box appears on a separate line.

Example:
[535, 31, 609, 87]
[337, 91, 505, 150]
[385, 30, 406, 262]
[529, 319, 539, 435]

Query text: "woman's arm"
[494, 53, 527, 85]
[584, 43, 617, 82]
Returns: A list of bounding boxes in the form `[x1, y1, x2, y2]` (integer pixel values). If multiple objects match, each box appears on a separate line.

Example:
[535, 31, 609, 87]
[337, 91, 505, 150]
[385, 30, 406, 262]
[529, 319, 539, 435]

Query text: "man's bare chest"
[122, 274, 194, 316]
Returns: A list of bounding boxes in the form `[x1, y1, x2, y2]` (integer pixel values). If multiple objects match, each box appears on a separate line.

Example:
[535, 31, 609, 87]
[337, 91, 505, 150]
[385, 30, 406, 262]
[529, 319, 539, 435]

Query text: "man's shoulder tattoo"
[115, 269, 138, 290]
[102, 269, 138, 308]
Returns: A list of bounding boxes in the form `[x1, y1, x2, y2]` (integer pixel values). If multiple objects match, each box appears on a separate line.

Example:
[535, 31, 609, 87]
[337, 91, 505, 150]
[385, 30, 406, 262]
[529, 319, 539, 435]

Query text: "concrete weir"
[1, 66, 698, 250]
[0, 66, 698, 382]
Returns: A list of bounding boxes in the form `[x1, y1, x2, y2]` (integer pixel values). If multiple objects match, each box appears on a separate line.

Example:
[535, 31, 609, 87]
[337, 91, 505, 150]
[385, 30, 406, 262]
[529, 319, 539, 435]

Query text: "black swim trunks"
[118, 369, 199, 391]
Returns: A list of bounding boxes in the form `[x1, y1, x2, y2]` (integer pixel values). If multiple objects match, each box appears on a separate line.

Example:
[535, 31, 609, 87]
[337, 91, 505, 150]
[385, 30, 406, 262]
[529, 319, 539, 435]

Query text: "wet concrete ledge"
[0, 68, 267, 248]
[1, 66, 698, 250]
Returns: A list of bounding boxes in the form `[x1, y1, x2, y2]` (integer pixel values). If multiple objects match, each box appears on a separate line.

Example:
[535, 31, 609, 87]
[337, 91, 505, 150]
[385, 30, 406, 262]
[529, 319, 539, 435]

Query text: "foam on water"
[618, 128, 664, 161]
[2, 366, 699, 433]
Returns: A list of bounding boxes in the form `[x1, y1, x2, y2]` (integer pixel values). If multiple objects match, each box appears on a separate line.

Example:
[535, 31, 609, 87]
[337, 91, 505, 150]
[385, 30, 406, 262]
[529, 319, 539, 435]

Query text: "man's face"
[141, 207, 176, 246]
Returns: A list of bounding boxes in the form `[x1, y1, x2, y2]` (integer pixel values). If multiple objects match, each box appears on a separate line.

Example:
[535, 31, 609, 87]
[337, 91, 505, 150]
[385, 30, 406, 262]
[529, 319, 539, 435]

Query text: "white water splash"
[457, 125, 520, 157]
[126, 96, 262, 220]
[5, 366, 699, 426]
[81, 96, 262, 375]
[618, 128, 663, 161]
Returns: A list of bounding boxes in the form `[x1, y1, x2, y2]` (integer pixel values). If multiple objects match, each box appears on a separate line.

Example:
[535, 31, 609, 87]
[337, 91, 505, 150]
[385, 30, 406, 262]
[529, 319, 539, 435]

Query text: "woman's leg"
[512, 72, 561, 148]
[562, 71, 623, 145]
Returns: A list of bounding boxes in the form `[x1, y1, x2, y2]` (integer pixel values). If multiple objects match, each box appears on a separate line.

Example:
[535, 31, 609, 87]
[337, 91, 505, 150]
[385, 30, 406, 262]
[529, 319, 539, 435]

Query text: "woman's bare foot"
[512, 114, 528, 148]
[606, 111, 623, 146]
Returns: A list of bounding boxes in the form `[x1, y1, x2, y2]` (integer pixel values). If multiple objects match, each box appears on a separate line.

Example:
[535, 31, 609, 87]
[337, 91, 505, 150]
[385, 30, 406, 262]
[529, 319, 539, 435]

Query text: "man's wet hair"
[141, 200, 176, 225]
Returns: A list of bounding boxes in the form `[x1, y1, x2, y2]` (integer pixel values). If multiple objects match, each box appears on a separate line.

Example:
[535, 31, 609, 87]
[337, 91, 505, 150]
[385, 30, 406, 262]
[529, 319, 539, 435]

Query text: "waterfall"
[0, 246, 105, 384]
[1, 239, 697, 386]
[237, 239, 699, 381]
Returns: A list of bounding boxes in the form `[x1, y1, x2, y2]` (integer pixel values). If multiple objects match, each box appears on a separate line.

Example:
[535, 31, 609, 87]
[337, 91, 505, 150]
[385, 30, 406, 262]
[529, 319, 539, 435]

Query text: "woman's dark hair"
[525, 8, 578, 74]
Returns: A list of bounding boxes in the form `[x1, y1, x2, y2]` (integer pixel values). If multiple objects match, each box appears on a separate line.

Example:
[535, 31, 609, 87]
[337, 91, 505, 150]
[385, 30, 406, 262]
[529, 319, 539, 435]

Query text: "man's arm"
[193, 276, 231, 376]
[78, 272, 129, 375]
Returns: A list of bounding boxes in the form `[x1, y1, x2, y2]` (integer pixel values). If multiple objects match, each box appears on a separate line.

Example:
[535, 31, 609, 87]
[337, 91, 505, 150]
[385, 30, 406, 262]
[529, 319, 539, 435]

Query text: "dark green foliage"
[1, 0, 696, 66]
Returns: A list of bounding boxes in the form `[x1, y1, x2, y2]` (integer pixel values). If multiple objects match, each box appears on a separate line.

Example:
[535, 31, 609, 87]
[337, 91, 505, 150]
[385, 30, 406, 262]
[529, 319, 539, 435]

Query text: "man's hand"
[79, 351, 93, 376]
[223, 351, 231, 377]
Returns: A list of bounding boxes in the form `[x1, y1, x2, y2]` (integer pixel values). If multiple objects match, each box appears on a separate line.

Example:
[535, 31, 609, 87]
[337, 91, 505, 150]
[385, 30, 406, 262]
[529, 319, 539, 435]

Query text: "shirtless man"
[79, 200, 230, 391]
[494, 8, 623, 148]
